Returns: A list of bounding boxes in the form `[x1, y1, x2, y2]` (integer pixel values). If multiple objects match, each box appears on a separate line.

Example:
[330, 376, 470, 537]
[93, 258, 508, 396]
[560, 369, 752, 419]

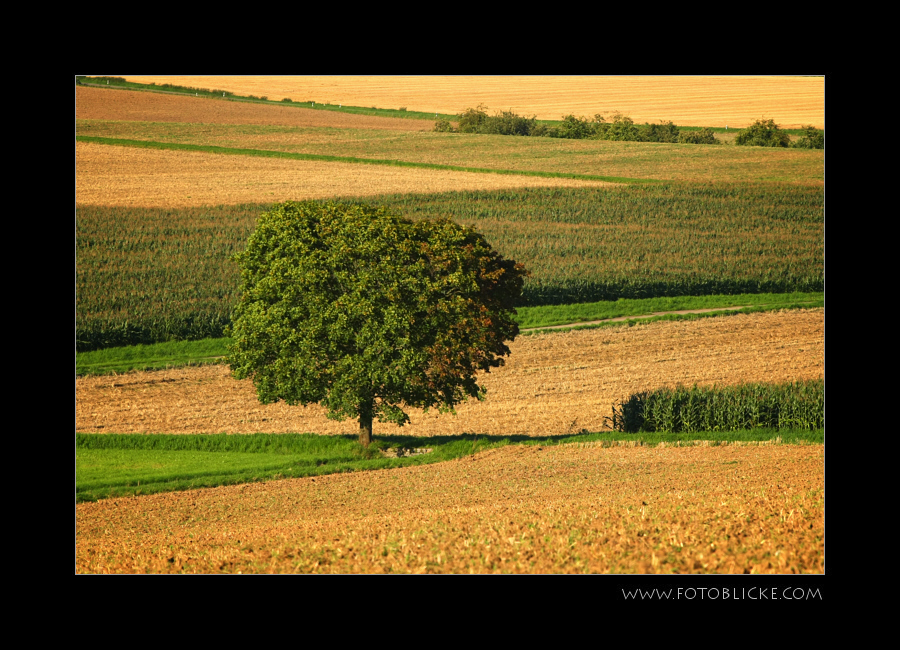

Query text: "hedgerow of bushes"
[734, 118, 824, 149]
[437, 107, 824, 148]
[436, 105, 718, 144]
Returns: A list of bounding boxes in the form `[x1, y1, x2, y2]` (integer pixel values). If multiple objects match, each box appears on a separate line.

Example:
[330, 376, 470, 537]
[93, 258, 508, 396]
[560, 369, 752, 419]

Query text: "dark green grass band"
[520, 301, 824, 336]
[75, 136, 651, 185]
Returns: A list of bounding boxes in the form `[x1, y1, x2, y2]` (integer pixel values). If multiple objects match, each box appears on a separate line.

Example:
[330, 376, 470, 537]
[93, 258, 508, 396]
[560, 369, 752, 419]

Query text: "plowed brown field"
[76, 309, 824, 437]
[74, 142, 614, 208]
[112, 75, 825, 128]
[75, 86, 435, 130]
[75, 443, 824, 574]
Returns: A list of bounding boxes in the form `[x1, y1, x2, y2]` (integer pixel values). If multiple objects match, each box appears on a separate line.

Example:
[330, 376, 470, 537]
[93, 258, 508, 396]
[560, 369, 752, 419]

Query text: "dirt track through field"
[75, 443, 824, 574]
[111, 76, 825, 129]
[76, 309, 824, 437]
[74, 141, 615, 207]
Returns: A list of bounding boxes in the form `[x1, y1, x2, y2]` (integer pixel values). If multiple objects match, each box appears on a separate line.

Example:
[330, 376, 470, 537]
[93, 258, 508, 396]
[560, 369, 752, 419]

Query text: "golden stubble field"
[76, 309, 824, 437]
[75, 443, 824, 574]
[113, 76, 825, 129]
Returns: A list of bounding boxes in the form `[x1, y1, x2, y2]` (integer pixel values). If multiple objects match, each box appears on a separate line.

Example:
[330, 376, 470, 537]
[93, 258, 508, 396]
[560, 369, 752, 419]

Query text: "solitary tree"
[227, 200, 527, 447]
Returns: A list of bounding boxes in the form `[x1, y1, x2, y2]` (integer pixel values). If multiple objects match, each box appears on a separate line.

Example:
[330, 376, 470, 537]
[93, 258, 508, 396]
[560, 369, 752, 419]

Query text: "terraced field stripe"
[75, 136, 652, 185]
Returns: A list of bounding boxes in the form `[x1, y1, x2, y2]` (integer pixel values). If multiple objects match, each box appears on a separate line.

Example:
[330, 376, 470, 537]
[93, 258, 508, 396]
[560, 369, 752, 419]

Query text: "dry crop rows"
[75, 443, 824, 574]
[114, 76, 825, 129]
[75, 309, 824, 437]
[74, 142, 613, 208]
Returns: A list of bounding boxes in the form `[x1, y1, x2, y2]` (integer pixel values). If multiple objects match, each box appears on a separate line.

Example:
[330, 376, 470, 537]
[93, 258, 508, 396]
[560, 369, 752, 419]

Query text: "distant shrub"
[638, 120, 680, 143]
[792, 125, 824, 149]
[551, 115, 597, 139]
[482, 109, 539, 136]
[735, 118, 791, 147]
[601, 112, 642, 141]
[85, 76, 126, 85]
[433, 119, 454, 132]
[281, 97, 293, 103]
[456, 104, 490, 133]
[679, 127, 719, 144]
[399, 106, 407, 111]
[455, 105, 542, 136]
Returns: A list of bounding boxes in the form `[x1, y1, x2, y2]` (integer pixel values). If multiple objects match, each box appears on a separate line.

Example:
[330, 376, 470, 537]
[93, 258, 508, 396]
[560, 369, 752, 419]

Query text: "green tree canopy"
[227, 201, 527, 446]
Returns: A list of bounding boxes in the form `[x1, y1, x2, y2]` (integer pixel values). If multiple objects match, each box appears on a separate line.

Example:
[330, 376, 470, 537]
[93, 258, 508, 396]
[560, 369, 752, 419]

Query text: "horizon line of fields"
[75, 293, 824, 376]
[77, 76, 824, 132]
[74, 136, 651, 185]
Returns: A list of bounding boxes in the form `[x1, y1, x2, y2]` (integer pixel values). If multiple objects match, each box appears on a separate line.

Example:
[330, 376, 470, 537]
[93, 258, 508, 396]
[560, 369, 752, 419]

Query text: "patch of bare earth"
[75, 443, 824, 574]
[112, 76, 825, 129]
[76, 309, 824, 437]
[74, 142, 614, 208]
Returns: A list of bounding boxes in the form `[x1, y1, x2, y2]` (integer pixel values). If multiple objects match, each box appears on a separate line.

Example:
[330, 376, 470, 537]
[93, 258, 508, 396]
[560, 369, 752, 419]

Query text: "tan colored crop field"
[75, 443, 823, 574]
[78, 120, 825, 185]
[74, 142, 614, 208]
[75, 86, 434, 131]
[76, 309, 824, 437]
[115, 75, 825, 129]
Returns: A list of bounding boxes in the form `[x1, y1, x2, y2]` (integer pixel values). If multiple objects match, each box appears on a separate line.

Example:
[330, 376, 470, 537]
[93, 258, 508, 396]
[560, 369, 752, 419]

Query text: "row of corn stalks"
[606, 380, 824, 433]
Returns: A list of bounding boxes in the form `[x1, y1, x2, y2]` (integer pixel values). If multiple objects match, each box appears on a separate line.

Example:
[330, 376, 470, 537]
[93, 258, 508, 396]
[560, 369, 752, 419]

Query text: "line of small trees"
[434, 105, 717, 144]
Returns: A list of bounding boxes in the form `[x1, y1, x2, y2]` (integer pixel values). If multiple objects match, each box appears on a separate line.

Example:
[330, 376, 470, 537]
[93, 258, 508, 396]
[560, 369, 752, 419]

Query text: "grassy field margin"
[76, 428, 823, 503]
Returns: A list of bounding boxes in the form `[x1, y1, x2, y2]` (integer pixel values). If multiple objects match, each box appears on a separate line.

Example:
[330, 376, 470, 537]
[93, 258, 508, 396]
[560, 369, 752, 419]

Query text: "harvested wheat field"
[76, 309, 824, 437]
[74, 142, 614, 208]
[75, 443, 823, 574]
[75, 86, 434, 131]
[116, 75, 825, 129]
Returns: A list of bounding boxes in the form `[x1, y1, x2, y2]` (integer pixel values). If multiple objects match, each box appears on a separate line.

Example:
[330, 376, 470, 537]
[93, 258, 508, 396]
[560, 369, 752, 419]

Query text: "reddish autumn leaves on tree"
[228, 200, 527, 446]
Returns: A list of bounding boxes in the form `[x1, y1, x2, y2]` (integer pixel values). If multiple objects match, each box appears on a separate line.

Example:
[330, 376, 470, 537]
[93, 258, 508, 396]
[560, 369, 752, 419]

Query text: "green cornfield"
[76, 183, 823, 351]
[608, 380, 825, 433]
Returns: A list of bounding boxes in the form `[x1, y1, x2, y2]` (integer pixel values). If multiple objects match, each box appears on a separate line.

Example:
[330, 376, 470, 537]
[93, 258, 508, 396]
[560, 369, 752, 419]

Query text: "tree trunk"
[359, 402, 373, 447]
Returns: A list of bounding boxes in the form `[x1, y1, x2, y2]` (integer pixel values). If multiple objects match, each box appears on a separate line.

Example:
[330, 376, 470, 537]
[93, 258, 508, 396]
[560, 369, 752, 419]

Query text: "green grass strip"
[520, 300, 823, 336]
[75, 135, 653, 185]
[75, 293, 824, 376]
[75, 429, 822, 502]
[76, 338, 230, 376]
[516, 291, 823, 329]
